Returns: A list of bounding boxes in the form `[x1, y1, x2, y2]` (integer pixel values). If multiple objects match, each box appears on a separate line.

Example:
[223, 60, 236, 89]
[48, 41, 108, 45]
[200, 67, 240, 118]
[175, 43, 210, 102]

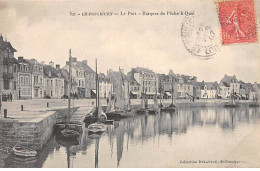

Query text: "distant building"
[0, 34, 18, 100]
[127, 67, 157, 99]
[98, 73, 113, 98]
[107, 69, 128, 99]
[249, 82, 260, 100]
[159, 70, 178, 99]
[219, 74, 240, 99]
[26, 59, 44, 98]
[200, 82, 219, 99]
[125, 74, 141, 99]
[63, 58, 95, 98]
[239, 81, 250, 100]
[17, 56, 32, 99]
[176, 74, 194, 99]
[43, 62, 64, 98]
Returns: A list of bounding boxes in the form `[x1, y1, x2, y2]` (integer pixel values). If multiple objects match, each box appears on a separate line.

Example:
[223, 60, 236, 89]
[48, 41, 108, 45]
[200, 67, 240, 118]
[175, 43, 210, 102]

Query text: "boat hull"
[88, 122, 106, 133]
[13, 145, 37, 157]
[136, 109, 148, 115]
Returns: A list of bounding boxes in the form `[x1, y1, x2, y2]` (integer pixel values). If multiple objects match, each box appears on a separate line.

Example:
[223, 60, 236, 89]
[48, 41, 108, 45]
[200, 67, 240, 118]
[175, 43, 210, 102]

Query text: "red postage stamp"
[218, 0, 257, 45]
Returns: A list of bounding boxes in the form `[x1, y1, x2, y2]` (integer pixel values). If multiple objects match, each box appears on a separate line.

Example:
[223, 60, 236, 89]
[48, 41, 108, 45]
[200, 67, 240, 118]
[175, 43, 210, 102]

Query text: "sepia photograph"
[0, 0, 260, 168]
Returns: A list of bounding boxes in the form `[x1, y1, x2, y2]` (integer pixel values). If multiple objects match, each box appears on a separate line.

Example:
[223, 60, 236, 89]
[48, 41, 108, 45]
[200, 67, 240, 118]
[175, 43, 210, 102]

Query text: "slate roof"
[220, 75, 238, 87]
[131, 67, 154, 73]
[0, 36, 17, 52]
[43, 64, 62, 78]
[75, 61, 95, 73]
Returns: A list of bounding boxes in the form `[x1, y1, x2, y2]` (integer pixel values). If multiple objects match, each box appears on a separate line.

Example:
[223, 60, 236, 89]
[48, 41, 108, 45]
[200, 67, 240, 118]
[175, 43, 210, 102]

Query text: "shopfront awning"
[165, 92, 172, 96]
[91, 90, 96, 94]
[130, 91, 138, 95]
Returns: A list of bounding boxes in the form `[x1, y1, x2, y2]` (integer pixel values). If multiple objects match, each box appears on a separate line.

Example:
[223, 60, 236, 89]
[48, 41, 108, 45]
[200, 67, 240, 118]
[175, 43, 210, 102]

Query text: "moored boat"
[54, 121, 83, 134]
[88, 122, 106, 133]
[12, 145, 37, 157]
[60, 128, 80, 139]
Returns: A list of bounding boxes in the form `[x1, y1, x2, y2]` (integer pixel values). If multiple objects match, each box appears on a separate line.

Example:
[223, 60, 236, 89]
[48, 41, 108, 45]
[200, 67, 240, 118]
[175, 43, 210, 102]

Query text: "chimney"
[71, 57, 77, 62]
[0, 33, 3, 41]
[40, 61, 45, 65]
[82, 60, 88, 65]
[56, 64, 60, 69]
[18, 56, 23, 61]
[31, 59, 36, 64]
[49, 61, 54, 67]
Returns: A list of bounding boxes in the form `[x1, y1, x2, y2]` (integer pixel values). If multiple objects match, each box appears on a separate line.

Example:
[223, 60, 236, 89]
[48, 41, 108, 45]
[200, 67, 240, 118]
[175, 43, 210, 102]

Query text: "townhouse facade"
[0, 35, 19, 100]
[17, 56, 32, 99]
[43, 62, 65, 98]
[64, 58, 95, 98]
[98, 73, 113, 98]
[176, 75, 194, 99]
[26, 59, 44, 98]
[127, 67, 157, 99]
[219, 74, 240, 99]
[200, 82, 219, 99]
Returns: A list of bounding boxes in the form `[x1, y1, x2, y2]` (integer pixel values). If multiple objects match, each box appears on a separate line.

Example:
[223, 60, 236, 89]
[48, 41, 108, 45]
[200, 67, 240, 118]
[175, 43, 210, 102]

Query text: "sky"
[0, 0, 260, 83]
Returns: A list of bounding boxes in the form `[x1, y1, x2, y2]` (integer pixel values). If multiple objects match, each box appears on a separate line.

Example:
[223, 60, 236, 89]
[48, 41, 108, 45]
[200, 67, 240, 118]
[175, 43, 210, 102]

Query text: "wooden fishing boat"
[249, 95, 259, 107]
[106, 68, 135, 118]
[12, 145, 37, 157]
[54, 121, 83, 134]
[225, 86, 239, 108]
[148, 81, 160, 115]
[60, 128, 80, 139]
[88, 122, 106, 133]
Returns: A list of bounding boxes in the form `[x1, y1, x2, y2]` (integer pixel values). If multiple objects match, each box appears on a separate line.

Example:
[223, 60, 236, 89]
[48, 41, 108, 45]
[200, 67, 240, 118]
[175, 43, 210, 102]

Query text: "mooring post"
[4, 109, 7, 118]
[47, 102, 49, 108]
[21, 105, 23, 111]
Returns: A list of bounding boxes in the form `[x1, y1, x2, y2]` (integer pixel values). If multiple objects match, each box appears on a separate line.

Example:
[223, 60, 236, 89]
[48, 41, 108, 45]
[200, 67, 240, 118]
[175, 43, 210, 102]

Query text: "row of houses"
[1, 35, 259, 100]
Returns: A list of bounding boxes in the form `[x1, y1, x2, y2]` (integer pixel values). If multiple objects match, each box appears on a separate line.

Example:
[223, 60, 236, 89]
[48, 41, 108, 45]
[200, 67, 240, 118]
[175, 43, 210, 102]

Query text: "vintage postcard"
[0, 0, 260, 168]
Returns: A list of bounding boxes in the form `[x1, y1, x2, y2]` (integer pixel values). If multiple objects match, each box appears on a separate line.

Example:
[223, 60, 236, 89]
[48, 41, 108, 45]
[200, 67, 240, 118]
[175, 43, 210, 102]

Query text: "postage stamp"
[218, 0, 258, 45]
[181, 16, 219, 60]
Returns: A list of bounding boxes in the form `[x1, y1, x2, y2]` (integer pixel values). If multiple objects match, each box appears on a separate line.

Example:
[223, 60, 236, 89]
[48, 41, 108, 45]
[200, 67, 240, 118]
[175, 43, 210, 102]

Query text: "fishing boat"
[136, 92, 148, 114]
[12, 145, 37, 157]
[161, 76, 176, 112]
[88, 122, 106, 133]
[147, 79, 160, 114]
[225, 84, 239, 108]
[60, 128, 80, 140]
[249, 95, 259, 107]
[54, 121, 83, 134]
[55, 50, 83, 136]
[85, 59, 107, 124]
[106, 67, 135, 118]
[88, 59, 107, 134]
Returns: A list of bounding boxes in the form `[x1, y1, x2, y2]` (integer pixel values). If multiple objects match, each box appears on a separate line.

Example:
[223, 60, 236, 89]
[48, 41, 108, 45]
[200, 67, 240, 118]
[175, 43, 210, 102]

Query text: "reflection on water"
[3, 107, 260, 168]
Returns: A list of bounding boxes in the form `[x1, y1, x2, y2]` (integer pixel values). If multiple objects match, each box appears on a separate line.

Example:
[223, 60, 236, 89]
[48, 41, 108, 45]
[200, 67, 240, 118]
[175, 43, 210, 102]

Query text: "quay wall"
[0, 107, 78, 151]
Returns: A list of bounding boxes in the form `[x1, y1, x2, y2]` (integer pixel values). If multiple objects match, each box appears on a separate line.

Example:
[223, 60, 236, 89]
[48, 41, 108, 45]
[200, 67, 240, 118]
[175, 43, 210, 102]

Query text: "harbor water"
[2, 107, 260, 168]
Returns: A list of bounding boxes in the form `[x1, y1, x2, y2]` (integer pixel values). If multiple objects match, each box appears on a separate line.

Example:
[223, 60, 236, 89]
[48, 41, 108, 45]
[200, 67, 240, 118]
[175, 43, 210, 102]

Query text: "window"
[13, 65, 17, 73]
[51, 80, 53, 86]
[21, 76, 24, 84]
[51, 90, 53, 96]
[14, 81, 16, 90]
[47, 80, 49, 86]
[4, 81, 9, 90]
[25, 77, 29, 84]
[79, 80, 81, 86]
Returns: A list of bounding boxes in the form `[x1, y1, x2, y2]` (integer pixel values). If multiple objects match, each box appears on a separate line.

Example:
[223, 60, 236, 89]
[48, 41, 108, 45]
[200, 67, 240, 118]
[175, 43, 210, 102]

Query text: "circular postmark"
[181, 16, 219, 60]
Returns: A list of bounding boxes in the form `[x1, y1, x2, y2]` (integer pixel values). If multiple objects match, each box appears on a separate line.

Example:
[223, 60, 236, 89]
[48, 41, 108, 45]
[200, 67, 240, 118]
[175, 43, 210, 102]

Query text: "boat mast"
[160, 79, 162, 105]
[95, 58, 98, 117]
[68, 49, 72, 116]
[171, 75, 174, 105]
[128, 81, 130, 110]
